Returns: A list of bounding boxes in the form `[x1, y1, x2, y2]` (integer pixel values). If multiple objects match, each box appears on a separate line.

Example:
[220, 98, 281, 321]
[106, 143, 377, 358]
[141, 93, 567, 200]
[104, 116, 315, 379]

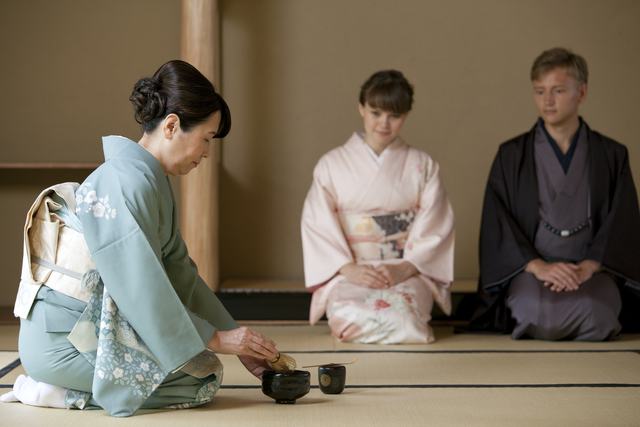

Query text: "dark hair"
[359, 70, 414, 114]
[129, 60, 231, 137]
[531, 47, 588, 85]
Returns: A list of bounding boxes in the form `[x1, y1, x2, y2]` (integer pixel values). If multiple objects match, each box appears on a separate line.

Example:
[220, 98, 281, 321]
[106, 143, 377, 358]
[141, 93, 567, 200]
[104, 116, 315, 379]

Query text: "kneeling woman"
[302, 70, 455, 344]
[2, 60, 280, 416]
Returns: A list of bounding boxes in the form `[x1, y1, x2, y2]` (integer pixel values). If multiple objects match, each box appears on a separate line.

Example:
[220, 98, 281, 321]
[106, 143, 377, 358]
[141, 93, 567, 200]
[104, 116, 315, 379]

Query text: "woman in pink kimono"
[302, 70, 455, 344]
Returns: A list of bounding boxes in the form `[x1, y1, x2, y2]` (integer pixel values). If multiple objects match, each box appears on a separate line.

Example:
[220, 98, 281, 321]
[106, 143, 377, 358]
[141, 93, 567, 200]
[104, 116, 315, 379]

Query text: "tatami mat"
[247, 323, 640, 352]
[0, 325, 18, 351]
[255, 323, 336, 351]
[218, 352, 640, 386]
[2, 323, 639, 353]
[0, 388, 638, 427]
[1, 322, 639, 425]
[5, 351, 639, 389]
[0, 351, 19, 369]
[0, 355, 22, 385]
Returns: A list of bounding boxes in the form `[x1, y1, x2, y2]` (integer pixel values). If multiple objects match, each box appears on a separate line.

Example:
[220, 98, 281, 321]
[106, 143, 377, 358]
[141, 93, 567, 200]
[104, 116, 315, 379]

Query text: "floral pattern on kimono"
[75, 183, 118, 220]
[65, 389, 90, 410]
[66, 269, 222, 411]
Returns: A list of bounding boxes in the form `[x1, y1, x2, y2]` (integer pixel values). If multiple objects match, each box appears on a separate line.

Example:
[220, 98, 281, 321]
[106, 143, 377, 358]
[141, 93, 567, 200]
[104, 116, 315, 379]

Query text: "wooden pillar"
[180, 0, 220, 290]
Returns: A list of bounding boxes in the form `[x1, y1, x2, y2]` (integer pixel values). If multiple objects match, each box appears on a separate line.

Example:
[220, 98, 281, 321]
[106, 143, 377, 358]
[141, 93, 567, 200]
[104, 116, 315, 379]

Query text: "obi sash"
[338, 209, 416, 262]
[14, 183, 95, 319]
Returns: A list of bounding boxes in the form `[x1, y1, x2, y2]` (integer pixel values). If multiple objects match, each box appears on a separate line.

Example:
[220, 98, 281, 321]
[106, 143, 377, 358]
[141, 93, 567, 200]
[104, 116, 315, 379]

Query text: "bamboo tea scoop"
[301, 359, 357, 369]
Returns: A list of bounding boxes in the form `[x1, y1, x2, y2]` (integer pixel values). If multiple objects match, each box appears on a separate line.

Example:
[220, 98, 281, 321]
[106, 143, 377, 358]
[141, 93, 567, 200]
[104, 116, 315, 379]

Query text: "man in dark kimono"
[470, 47, 640, 340]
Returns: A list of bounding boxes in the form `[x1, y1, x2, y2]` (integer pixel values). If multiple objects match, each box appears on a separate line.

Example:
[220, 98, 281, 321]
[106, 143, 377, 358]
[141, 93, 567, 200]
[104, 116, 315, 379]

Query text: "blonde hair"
[530, 47, 588, 84]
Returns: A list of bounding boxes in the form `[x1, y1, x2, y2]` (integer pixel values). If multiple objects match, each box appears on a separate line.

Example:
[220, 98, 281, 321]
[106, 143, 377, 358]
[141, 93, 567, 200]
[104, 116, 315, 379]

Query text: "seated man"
[470, 47, 640, 340]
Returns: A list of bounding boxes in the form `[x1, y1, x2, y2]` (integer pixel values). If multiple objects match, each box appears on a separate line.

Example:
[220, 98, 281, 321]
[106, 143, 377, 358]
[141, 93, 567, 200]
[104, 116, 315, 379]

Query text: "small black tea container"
[318, 364, 346, 394]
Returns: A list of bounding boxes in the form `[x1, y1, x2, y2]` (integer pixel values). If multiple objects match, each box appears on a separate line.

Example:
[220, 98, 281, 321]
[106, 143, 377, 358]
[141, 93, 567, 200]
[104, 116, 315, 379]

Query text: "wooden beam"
[180, 0, 220, 290]
[0, 162, 100, 169]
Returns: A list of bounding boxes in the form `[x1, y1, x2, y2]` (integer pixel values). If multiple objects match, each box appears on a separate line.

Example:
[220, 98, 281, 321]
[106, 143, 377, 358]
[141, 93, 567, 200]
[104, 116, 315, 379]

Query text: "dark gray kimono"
[470, 120, 640, 334]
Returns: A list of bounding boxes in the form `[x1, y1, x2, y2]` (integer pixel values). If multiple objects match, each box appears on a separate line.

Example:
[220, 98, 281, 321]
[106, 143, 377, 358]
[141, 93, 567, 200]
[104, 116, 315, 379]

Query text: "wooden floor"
[1, 323, 640, 425]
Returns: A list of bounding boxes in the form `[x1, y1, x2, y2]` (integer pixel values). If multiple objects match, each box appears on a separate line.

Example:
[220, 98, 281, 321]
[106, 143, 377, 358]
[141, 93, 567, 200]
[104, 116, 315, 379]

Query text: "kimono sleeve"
[301, 158, 353, 288]
[404, 157, 455, 284]
[469, 144, 541, 332]
[587, 145, 640, 284]
[77, 164, 207, 372]
[478, 147, 539, 290]
[162, 228, 238, 330]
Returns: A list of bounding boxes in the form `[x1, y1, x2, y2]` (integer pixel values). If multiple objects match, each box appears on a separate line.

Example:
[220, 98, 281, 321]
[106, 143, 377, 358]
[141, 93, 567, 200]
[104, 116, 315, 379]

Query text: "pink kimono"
[301, 132, 455, 344]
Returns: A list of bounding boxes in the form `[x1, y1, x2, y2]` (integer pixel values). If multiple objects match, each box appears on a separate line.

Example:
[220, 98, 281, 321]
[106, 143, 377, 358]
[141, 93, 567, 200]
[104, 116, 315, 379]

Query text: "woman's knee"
[19, 330, 93, 391]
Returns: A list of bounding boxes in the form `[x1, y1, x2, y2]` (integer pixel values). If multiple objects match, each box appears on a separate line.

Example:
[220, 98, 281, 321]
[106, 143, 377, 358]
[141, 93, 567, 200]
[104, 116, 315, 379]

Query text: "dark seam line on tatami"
[282, 349, 640, 354]
[220, 383, 640, 390]
[9, 384, 637, 390]
[0, 358, 21, 379]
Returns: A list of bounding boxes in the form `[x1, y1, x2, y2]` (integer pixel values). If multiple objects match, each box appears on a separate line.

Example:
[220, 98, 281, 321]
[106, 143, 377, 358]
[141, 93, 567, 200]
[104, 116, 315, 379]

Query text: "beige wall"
[1, 0, 639, 305]
[0, 0, 180, 305]
[218, 0, 640, 282]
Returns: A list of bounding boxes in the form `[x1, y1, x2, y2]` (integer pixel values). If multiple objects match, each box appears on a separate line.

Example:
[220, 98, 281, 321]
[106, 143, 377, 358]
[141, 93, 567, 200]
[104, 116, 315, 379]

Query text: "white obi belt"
[338, 209, 416, 262]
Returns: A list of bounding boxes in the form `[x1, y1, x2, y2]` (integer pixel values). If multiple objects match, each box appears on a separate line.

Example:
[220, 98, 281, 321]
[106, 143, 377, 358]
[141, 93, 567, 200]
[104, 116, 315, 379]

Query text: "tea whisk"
[267, 352, 297, 372]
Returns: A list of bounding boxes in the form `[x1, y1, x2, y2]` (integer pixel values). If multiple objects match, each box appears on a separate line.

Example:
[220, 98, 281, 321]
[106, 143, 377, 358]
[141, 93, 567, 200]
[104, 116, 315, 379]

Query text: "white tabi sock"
[0, 375, 67, 408]
[0, 389, 18, 402]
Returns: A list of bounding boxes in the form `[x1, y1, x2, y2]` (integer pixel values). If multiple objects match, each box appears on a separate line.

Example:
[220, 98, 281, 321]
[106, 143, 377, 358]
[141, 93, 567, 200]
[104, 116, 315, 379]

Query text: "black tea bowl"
[262, 370, 311, 404]
[318, 364, 346, 394]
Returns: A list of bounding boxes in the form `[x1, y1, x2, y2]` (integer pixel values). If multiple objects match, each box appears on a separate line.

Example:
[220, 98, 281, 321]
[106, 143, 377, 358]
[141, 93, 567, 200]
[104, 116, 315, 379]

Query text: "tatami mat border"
[2, 349, 639, 390]
[283, 349, 640, 354]
[221, 383, 640, 389]
[2, 383, 639, 390]
[1, 349, 639, 380]
[0, 358, 20, 378]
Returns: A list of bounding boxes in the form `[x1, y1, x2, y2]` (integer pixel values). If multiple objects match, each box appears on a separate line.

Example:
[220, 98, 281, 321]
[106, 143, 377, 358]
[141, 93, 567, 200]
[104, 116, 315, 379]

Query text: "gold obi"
[14, 183, 95, 319]
[338, 209, 415, 262]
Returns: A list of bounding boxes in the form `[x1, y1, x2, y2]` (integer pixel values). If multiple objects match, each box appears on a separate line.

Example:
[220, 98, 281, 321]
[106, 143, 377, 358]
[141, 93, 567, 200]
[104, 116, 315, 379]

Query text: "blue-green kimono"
[18, 135, 237, 416]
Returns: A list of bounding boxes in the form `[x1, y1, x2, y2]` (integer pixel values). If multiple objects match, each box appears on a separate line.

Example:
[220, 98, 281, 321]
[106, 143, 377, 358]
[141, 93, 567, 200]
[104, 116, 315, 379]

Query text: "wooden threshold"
[221, 278, 478, 293]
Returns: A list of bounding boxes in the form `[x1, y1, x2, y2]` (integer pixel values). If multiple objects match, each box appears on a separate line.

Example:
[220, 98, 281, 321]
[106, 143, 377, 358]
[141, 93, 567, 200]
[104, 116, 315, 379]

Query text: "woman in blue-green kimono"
[1, 60, 281, 416]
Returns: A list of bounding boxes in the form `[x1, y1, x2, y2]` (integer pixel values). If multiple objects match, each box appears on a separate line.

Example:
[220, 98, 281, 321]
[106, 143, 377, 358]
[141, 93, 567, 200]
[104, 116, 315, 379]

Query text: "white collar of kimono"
[101, 135, 165, 177]
[356, 131, 394, 165]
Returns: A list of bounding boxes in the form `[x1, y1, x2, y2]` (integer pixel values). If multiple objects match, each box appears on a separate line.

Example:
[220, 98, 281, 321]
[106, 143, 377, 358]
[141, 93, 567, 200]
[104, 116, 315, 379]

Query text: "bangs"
[361, 84, 412, 114]
[365, 92, 409, 114]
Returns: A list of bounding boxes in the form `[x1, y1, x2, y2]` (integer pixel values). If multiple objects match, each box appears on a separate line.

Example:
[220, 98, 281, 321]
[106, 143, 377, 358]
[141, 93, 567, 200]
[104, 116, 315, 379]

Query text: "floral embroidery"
[70, 269, 222, 412]
[64, 389, 91, 409]
[166, 380, 221, 409]
[92, 291, 168, 398]
[327, 278, 430, 344]
[373, 299, 391, 310]
[366, 289, 415, 314]
[401, 292, 414, 305]
[75, 182, 117, 220]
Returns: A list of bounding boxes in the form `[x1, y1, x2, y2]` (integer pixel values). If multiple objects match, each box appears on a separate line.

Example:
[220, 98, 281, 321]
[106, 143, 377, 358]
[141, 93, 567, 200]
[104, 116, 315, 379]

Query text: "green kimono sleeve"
[77, 161, 207, 372]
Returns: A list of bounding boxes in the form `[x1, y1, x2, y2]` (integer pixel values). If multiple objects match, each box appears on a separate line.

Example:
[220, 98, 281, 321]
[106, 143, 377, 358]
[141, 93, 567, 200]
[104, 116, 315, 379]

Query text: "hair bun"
[129, 77, 166, 126]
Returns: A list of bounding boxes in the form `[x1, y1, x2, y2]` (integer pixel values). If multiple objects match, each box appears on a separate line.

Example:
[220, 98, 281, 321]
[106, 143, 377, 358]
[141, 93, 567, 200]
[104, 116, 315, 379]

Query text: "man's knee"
[507, 274, 543, 325]
[577, 298, 621, 341]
